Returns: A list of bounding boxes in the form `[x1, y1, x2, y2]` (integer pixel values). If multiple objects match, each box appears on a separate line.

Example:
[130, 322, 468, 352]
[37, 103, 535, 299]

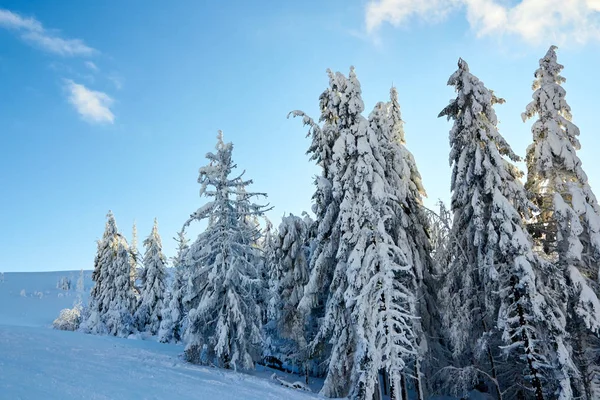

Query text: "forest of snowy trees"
[56, 46, 600, 400]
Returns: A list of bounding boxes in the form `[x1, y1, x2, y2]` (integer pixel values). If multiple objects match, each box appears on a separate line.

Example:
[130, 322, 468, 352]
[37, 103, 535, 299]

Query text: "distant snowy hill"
[0, 271, 321, 400]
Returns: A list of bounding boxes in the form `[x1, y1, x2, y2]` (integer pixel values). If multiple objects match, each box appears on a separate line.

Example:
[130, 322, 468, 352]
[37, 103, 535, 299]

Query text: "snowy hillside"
[0, 271, 322, 400]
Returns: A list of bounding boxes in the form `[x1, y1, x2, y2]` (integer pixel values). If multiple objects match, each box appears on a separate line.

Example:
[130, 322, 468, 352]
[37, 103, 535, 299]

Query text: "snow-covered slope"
[0, 271, 320, 400]
[0, 271, 488, 399]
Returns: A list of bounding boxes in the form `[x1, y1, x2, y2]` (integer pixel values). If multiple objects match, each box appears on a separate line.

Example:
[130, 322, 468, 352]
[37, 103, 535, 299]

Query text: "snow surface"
[0, 271, 321, 400]
[0, 271, 484, 399]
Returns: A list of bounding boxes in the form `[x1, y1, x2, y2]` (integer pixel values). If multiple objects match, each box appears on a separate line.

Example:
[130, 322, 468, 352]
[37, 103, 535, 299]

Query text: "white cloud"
[108, 74, 123, 90]
[0, 8, 96, 56]
[64, 80, 114, 124]
[366, 0, 461, 31]
[84, 61, 99, 72]
[366, 0, 600, 44]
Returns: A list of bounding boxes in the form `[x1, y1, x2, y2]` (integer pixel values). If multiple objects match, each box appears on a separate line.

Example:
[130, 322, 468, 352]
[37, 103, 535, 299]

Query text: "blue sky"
[2, 0, 600, 272]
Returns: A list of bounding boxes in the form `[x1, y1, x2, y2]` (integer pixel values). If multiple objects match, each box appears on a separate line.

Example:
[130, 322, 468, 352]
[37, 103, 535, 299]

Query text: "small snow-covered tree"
[104, 242, 137, 337]
[438, 59, 575, 399]
[130, 221, 140, 293]
[523, 45, 600, 399]
[56, 276, 72, 291]
[53, 301, 82, 331]
[80, 211, 137, 337]
[159, 231, 189, 343]
[135, 218, 168, 335]
[182, 131, 267, 371]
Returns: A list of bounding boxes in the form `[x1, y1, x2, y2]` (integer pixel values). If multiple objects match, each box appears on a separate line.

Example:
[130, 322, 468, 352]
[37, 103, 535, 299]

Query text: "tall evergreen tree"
[341, 89, 420, 400]
[290, 69, 346, 316]
[182, 132, 267, 371]
[291, 68, 368, 397]
[81, 211, 136, 337]
[292, 68, 431, 399]
[289, 69, 348, 382]
[523, 45, 600, 399]
[439, 59, 575, 399]
[135, 218, 168, 335]
[159, 231, 189, 343]
[369, 87, 446, 398]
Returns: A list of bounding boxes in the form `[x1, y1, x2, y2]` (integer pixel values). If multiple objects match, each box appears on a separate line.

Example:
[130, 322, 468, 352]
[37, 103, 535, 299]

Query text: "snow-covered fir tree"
[130, 221, 140, 293]
[523, 45, 600, 399]
[292, 68, 432, 399]
[368, 86, 447, 398]
[438, 59, 575, 399]
[158, 230, 189, 343]
[181, 131, 267, 371]
[236, 184, 271, 335]
[267, 214, 312, 369]
[290, 69, 353, 390]
[291, 68, 364, 397]
[81, 211, 137, 337]
[135, 218, 168, 335]
[341, 95, 420, 400]
[290, 68, 345, 322]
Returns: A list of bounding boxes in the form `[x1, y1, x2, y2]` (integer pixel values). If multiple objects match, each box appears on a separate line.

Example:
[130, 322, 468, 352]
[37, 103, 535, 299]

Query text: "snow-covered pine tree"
[105, 241, 138, 337]
[438, 59, 575, 399]
[263, 217, 276, 319]
[182, 131, 267, 371]
[289, 69, 353, 388]
[81, 211, 137, 337]
[523, 45, 600, 399]
[268, 214, 312, 369]
[292, 68, 425, 399]
[158, 230, 189, 343]
[130, 221, 140, 293]
[290, 69, 345, 320]
[338, 85, 420, 400]
[368, 86, 447, 398]
[135, 218, 168, 335]
[291, 68, 365, 397]
[424, 201, 452, 272]
[236, 184, 271, 333]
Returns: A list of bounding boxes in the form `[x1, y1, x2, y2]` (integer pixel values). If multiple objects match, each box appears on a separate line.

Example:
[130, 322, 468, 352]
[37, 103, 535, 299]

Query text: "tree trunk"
[481, 319, 501, 400]
[400, 373, 409, 400]
[381, 370, 388, 396]
[414, 359, 424, 400]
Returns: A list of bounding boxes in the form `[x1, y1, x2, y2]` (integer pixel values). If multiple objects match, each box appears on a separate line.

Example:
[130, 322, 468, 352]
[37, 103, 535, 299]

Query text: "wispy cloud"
[366, 0, 600, 45]
[0, 8, 96, 56]
[84, 61, 99, 72]
[107, 74, 123, 90]
[64, 80, 114, 124]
